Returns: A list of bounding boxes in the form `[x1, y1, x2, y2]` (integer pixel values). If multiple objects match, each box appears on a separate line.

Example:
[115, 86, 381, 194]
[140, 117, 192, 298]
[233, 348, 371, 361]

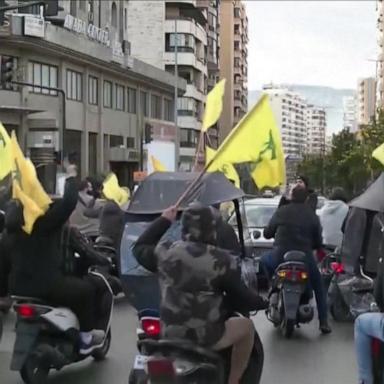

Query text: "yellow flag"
[151, 155, 167, 172]
[0, 123, 12, 180]
[202, 79, 226, 132]
[103, 173, 130, 206]
[209, 95, 285, 189]
[10, 131, 52, 233]
[206, 146, 240, 188]
[373, 143, 384, 166]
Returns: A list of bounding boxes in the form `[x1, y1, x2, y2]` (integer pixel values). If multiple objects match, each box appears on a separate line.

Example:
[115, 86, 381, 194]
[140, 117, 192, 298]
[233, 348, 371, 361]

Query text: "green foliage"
[297, 110, 384, 198]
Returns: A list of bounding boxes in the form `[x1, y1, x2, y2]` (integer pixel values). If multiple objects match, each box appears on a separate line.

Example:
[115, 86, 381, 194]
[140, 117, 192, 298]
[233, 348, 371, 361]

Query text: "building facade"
[0, 0, 186, 191]
[342, 95, 358, 132]
[357, 77, 376, 127]
[127, 0, 211, 171]
[219, 0, 248, 143]
[263, 86, 307, 158]
[377, 0, 384, 110]
[305, 105, 326, 155]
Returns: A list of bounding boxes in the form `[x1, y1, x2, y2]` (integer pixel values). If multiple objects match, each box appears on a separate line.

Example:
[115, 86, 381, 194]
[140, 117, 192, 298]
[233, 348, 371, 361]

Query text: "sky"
[246, 0, 378, 91]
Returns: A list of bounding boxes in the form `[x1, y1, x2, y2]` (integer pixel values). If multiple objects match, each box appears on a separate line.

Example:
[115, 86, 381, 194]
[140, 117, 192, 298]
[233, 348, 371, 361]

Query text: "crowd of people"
[0, 165, 384, 384]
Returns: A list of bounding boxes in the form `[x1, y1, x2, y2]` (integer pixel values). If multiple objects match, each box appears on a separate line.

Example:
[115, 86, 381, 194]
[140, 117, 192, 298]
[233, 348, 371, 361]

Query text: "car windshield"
[229, 204, 277, 228]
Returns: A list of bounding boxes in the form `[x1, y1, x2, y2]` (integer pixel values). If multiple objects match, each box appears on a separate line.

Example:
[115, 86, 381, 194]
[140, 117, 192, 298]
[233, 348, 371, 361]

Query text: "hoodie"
[134, 203, 267, 346]
[318, 199, 349, 248]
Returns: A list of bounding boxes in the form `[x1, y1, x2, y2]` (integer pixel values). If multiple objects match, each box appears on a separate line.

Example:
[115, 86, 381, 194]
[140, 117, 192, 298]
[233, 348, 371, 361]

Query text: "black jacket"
[264, 202, 323, 253]
[374, 257, 384, 311]
[133, 216, 267, 316]
[7, 177, 78, 298]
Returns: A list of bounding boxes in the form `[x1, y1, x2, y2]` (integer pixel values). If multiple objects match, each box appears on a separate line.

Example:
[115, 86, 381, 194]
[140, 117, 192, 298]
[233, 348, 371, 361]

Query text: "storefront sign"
[63, 14, 110, 47]
[24, 15, 45, 38]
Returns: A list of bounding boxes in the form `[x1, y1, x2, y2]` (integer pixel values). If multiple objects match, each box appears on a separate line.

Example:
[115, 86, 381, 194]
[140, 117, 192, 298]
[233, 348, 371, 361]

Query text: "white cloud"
[245, 0, 377, 90]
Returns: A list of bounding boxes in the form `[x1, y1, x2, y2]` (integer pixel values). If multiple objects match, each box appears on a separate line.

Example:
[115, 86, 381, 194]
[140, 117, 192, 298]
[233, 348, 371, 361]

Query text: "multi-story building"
[219, 0, 248, 143]
[127, 0, 210, 171]
[263, 86, 307, 158]
[305, 105, 326, 155]
[343, 95, 358, 132]
[0, 0, 186, 191]
[325, 135, 333, 154]
[357, 77, 376, 127]
[376, 0, 384, 110]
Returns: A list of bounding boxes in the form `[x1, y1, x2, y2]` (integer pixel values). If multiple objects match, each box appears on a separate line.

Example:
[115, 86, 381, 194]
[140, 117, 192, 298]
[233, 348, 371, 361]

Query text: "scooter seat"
[11, 296, 47, 305]
[283, 251, 306, 263]
[138, 308, 160, 319]
[138, 338, 221, 363]
[95, 236, 115, 246]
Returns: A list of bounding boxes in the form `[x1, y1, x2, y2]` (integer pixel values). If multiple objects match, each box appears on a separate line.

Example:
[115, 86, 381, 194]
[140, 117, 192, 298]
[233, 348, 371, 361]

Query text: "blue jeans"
[261, 249, 328, 322]
[355, 313, 384, 384]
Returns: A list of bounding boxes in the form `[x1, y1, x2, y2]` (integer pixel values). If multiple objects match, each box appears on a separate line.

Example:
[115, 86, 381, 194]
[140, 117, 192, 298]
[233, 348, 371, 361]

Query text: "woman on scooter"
[355, 256, 384, 384]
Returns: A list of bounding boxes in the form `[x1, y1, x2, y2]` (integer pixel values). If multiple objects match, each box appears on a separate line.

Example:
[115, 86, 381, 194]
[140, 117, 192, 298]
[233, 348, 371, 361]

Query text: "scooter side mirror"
[253, 230, 262, 240]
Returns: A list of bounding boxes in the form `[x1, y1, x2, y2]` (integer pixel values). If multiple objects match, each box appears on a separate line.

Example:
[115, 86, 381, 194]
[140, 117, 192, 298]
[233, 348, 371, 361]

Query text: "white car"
[228, 197, 280, 258]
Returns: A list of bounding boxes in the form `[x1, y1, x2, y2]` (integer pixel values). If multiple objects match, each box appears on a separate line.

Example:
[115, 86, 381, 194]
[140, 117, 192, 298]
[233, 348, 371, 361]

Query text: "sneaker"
[79, 330, 106, 355]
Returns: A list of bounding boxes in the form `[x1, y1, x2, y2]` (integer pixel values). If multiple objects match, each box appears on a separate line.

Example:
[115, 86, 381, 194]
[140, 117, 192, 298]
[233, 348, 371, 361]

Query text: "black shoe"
[319, 321, 332, 335]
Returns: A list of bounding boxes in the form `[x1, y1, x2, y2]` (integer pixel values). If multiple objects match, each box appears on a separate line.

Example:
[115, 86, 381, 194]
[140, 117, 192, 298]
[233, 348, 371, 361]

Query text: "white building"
[263, 86, 307, 157]
[127, 0, 209, 170]
[305, 105, 326, 155]
[343, 96, 358, 132]
[325, 135, 333, 154]
[357, 77, 376, 126]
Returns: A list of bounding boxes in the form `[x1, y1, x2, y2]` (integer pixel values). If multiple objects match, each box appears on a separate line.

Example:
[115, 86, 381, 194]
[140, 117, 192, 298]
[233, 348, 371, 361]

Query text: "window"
[111, 1, 117, 28]
[127, 87, 137, 113]
[79, 0, 86, 11]
[127, 137, 135, 148]
[88, 76, 98, 105]
[66, 69, 82, 101]
[70, 0, 77, 16]
[110, 135, 124, 148]
[178, 97, 196, 117]
[115, 84, 125, 111]
[88, 132, 97, 176]
[87, 0, 93, 13]
[234, 41, 240, 51]
[164, 98, 173, 122]
[180, 128, 198, 148]
[165, 33, 195, 53]
[28, 62, 58, 95]
[234, 57, 241, 67]
[208, 12, 217, 31]
[234, 24, 240, 34]
[151, 94, 162, 119]
[234, 7, 241, 18]
[124, 8, 127, 29]
[140, 91, 149, 117]
[103, 80, 112, 108]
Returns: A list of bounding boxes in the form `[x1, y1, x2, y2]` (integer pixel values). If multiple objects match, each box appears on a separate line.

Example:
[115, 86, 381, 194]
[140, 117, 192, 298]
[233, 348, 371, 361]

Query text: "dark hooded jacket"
[98, 200, 125, 249]
[5, 177, 78, 298]
[134, 203, 267, 346]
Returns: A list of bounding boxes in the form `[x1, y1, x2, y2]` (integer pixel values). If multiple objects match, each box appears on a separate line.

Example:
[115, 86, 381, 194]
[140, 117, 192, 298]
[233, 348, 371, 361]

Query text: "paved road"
[0, 298, 357, 384]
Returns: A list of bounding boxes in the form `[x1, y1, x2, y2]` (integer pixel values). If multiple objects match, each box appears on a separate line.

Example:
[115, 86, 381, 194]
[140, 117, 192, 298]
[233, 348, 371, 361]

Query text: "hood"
[319, 200, 348, 215]
[181, 202, 217, 245]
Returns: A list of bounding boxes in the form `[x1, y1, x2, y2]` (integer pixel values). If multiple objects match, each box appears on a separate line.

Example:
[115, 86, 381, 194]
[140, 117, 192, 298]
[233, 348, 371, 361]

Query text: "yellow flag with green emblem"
[103, 173, 130, 206]
[373, 143, 384, 166]
[202, 79, 226, 132]
[209, 95, 285, 189]
[206, 146, 240, 188]
[0, 122, 12, 181]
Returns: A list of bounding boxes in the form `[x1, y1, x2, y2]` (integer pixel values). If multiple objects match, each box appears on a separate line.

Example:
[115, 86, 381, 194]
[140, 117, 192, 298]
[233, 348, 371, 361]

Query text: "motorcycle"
[266, 251, 314, 338]
[128, 309, 264, 384]
[10, 268, 114, 384]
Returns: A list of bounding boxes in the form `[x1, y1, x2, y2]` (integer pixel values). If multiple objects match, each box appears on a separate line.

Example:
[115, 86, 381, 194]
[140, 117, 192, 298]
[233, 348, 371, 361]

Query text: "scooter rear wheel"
[92, 330, 111, 361]
[281, 319, 295, 338]
[20, 354, 49, 384]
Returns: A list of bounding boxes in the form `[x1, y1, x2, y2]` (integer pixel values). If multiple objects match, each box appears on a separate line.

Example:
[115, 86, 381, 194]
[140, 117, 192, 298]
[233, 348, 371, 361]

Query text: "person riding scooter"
[261, 186, 332, 334]
[133, 203, 268, 384]
[355, 255, 384, 384]
[4, 165, 104, 354]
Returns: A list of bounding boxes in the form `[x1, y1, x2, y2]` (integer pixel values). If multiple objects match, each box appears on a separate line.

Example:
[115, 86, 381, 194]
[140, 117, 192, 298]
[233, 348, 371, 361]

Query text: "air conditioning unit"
[122, 40, 131, 55]
[88, 12, 94, 23]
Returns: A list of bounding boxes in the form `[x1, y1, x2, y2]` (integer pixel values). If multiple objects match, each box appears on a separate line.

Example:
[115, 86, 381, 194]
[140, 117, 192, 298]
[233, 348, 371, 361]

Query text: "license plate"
[134, 354, 149, 370]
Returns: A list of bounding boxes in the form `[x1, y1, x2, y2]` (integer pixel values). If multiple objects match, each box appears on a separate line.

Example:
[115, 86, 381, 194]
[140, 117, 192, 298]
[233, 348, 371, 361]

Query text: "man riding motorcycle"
[355, 255, 384, 384]
[133, 203, 268, 384]
[261, 186, 331, 334]
[3, 165, 104, 354]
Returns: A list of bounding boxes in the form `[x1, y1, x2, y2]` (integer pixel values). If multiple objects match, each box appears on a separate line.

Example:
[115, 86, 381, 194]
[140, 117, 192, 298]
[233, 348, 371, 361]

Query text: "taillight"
[372, 338, 382, 357]
[15, 304, 36, 319]
[141, 318, 161, 337]
[331, 262, 344, 274]
[147, 358, 175, 380]
[277, 269, 308, 281]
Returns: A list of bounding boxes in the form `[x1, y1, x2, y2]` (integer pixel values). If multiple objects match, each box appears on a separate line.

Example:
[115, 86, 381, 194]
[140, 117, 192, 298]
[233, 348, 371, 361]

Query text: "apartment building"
[357, 77, 376, 126]
[219, 0, 248, 143]
[343, 95, 358, 132]
[0, 0, 186, 190]
[305, 105, 326, 155]
[377, 0, 384, 110]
